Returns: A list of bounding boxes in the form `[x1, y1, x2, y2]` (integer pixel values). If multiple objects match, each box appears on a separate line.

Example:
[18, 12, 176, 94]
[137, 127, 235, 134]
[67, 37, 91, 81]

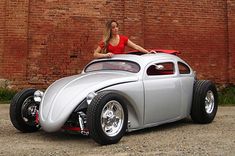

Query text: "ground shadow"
[31, 118, 193, 142]
[126, 118, 193, 136]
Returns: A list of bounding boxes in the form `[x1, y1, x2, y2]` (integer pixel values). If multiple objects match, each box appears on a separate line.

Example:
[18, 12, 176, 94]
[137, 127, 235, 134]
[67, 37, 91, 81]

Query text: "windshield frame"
[84, 60, 141, 73]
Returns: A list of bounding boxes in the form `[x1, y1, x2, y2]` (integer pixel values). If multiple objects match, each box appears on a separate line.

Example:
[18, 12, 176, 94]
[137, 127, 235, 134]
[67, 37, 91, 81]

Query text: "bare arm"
[127, 39, 150, 53]
[93, 46, 113, 59]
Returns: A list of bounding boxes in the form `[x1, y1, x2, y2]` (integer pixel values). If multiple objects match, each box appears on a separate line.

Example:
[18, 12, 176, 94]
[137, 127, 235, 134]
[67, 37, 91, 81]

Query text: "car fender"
[39, 72, 138, 132]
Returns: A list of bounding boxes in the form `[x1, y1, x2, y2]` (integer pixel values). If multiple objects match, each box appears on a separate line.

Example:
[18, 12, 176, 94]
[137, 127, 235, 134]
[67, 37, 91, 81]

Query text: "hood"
[39, 72, 138, 132]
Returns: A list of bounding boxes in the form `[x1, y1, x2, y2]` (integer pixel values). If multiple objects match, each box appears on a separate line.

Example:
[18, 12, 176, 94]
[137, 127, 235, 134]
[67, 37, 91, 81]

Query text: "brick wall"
[0, 0, 234, 90]
[25, 0, 126, 89]
[0, 0, 29, 88]
[0, 0, 5, 78]
[144, 0, 230, 84]
[228, 0, 235, 84]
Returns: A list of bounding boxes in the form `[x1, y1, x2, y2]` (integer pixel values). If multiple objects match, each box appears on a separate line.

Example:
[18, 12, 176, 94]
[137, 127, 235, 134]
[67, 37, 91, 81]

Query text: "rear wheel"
[10, 88, 40, 132]
[191, 80, 218, 123]
[87, 92, 128, 145]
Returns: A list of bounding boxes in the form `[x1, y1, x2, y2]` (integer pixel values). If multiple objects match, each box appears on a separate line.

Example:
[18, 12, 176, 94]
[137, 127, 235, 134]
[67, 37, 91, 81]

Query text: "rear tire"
[87, 92, 128, 145]
[191, 80, 218, 124]
[10, 88, 41, 132]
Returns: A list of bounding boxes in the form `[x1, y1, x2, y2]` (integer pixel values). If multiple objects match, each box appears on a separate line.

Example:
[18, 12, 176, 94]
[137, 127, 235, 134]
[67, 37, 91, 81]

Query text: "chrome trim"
[34, 90, 44, 103]
[86, 92, 97, 105]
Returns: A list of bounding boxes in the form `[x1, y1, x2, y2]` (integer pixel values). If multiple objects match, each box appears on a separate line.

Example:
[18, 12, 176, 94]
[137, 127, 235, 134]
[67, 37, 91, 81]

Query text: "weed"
[0, 88, 17, 104]
[218, 85, 235, 105]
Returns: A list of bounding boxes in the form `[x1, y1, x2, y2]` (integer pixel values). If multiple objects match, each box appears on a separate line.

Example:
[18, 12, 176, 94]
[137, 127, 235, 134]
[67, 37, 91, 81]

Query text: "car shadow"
[23, 118, 194, 145]
[38, 130, 89, 140]
[126, 118, 193, 136]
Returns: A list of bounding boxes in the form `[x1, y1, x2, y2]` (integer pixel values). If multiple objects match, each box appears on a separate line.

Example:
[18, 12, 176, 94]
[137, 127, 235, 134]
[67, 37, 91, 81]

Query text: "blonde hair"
[102, 19, 118, 53]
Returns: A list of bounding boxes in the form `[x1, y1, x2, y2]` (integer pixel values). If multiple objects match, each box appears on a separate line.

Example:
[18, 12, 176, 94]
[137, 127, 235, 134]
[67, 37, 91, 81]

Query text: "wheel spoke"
[102, 111, 107, 119]
[105, 126, 112, 133]
[113, 122, 118, 127]
[110, 103, 115, 111]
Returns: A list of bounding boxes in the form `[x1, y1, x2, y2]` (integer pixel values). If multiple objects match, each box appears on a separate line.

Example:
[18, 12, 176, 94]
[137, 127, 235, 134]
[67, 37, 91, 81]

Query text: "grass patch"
[218, 85, 235, 105]
[0, 88, 17, 104]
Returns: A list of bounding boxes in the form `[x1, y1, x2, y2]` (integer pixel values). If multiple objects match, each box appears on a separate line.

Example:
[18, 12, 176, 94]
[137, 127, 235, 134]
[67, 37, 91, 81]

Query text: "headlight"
[86, 92, 97, 104]
[34, 90, 44, 103]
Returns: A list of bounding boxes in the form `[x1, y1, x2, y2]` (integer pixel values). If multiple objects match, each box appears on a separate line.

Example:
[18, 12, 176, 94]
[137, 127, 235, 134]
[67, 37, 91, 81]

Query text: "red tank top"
[99, 35, 128, 54]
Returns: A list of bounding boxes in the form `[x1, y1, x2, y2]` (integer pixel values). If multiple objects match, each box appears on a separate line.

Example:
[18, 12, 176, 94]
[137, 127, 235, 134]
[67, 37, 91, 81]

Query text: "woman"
[94, 20, 150, 59]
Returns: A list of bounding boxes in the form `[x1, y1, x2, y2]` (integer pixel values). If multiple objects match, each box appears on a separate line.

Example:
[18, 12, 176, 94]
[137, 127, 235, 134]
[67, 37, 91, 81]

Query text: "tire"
[191, 80, 218, 124]
[10, 88, 41, 132]
[87, 92, 128, 145]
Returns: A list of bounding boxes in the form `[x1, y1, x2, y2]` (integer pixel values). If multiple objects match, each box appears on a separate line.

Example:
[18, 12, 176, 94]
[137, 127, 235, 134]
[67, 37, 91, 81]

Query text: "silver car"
[10, 51, 218, 145]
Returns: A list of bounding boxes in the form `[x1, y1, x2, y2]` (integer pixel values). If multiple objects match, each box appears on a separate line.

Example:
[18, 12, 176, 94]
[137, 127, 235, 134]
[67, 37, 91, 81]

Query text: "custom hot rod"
[10, 50, 218, 145]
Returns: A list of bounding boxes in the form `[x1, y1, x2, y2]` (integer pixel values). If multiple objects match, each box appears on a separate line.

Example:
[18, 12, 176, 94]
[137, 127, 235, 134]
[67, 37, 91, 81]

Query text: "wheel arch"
[95, 89, 142, 130]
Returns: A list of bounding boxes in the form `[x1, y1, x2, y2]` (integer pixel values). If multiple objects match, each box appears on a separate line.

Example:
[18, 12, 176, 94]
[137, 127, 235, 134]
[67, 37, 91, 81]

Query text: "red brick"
[0, 0, 234, 90]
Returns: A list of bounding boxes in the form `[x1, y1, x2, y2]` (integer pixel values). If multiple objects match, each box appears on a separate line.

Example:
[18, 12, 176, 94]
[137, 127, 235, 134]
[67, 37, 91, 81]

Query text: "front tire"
[87, 92, 128, 145]
[10, 88, 41, 132]
[191, 80, 218, 124]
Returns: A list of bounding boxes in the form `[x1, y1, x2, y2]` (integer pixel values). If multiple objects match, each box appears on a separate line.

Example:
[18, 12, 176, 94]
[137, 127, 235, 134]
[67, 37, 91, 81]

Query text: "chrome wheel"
[205, 90, 215, 114]
[101, 100, 124, 137]
[10, 88, 41, 132]
[87, 92, 128, 145]
[21, 96, 39, 127]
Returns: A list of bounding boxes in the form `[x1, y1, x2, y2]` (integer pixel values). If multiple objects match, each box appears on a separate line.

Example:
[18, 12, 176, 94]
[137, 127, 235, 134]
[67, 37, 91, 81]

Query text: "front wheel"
[10, 88, 41, 132]
[191, 80, 218, 124]
[87, 92, 128, 145]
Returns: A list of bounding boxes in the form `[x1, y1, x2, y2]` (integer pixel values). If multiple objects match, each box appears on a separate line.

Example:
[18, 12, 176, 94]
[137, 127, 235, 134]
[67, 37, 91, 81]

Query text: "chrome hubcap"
[205, 90, 215, 114]
[101, 100, 124, 137]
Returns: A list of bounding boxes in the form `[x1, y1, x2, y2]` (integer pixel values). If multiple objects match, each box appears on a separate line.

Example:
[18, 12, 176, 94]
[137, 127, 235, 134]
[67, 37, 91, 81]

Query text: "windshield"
[85, 60, 140, 73]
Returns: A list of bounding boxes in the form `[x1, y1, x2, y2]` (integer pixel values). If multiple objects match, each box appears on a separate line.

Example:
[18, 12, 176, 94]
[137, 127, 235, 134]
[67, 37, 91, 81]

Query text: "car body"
[10, 50, 218, 145]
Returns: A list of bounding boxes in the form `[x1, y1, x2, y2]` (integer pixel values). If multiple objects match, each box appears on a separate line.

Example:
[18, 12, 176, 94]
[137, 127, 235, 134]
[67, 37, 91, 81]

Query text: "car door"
[177, 61, 195, 116]
[143, 61, 182, 125]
